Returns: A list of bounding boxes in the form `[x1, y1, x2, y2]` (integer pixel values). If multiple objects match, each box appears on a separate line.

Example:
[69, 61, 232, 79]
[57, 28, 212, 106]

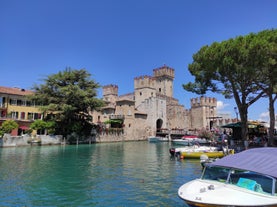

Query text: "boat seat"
[236, 178, 258, 191]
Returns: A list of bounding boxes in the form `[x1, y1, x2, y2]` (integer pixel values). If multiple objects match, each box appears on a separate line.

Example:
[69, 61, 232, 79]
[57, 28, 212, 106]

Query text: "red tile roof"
[0, 86, 34, 96]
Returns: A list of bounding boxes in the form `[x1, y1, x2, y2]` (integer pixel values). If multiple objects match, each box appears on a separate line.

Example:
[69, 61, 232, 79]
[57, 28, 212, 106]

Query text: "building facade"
[0, 86, 42, 136]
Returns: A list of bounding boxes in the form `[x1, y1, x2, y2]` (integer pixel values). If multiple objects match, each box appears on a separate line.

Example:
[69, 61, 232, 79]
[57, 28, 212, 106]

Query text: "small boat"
[148, 135, 169, 143]
[178, 147, 277, 207]
[172, 135, 210, 146]
[169, 145, 230, 159]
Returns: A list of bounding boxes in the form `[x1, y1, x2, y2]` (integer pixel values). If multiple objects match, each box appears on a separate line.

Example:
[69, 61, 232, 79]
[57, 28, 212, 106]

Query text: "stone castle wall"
[94, 65, 219, 141]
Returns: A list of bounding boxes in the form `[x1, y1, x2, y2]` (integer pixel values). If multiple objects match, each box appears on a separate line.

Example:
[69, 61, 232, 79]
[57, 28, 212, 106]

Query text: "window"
[33, 113, 41, 120]
[17, 100, 23, 106]
[10, 99, 17, 105]
[28, 113, 33, 120]
[11, 111, 18, 119]
[20, 112, 25, 119]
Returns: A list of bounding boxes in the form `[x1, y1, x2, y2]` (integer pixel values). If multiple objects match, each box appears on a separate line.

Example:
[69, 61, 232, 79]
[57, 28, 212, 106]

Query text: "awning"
[221, 122, 242, 128]
[221, 121, 266, 129]
[19, 126, 29, 130]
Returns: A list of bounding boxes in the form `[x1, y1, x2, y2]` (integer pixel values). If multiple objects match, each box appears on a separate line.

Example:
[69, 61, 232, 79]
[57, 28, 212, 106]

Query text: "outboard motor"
[169, 148, 176, 157]
[169, 148, 181, 160]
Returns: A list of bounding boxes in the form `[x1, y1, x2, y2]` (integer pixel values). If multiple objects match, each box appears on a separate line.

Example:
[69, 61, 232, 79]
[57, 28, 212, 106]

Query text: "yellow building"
[0, 86, 42, 136]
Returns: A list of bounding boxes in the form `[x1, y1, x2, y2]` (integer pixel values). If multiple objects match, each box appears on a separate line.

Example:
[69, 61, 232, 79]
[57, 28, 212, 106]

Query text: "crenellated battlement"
[190, 96, 217, 108]
[103, 84, 118, 96]
[153, 64, 174, 79]
[134, 75, 155, 89]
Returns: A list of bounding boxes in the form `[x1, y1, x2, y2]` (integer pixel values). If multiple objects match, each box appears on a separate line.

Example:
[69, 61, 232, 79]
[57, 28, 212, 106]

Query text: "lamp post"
[234, 107, 238, 121]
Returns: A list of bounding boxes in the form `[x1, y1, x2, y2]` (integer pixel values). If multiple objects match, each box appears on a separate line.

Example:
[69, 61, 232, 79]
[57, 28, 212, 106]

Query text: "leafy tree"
[0, 120, 19, 135]
[30, 68, 104, 141]
[252, 29, 277, 145]
[30, 119, 47, 135]
[183, 31, 270, 141]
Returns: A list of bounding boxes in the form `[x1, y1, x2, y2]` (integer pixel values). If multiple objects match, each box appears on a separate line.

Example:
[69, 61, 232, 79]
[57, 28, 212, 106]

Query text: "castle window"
[159, 88, 161, 92]
[140, 92, 142, 96]
[129, 124, 131, 127]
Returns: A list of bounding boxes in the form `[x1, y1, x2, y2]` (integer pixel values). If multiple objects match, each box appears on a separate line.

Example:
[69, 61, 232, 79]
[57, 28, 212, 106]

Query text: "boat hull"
[183, 200, 277, 207]
[148, 136, 169, 142]
[181, 151, 225, 159]
[178, 179, 277, 207]
[169, 146, 232, 159]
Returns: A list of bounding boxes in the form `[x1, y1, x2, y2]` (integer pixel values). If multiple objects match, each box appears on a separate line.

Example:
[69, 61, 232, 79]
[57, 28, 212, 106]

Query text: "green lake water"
[0, 141, 202, 207]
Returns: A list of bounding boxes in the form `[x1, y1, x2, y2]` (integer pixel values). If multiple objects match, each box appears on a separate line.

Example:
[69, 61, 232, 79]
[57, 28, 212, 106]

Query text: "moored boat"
[169, 145, 230, 159]
[172, 135, 210, 146]
[178, 147, 277, 207]
[148, 135, 169, 142]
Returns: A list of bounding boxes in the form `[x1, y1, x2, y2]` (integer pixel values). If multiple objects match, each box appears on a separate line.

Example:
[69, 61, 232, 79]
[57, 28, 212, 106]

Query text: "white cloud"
[258, 112, 269, 122]
[217, 100, 229, 111]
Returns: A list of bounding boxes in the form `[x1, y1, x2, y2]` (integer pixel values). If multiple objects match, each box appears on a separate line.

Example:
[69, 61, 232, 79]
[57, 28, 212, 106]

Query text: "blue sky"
[1, 0, 277, 122]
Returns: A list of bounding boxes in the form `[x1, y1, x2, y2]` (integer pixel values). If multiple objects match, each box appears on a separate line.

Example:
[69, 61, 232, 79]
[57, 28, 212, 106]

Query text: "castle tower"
[153, 65, 174, 97]
[134, 75, 156, 108]
[102, 84, 118, 104]
[190, 97, 217, 130]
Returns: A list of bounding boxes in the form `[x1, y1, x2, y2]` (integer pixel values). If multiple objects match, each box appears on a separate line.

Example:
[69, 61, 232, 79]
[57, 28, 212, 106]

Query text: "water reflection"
[0, 142, 202, 206]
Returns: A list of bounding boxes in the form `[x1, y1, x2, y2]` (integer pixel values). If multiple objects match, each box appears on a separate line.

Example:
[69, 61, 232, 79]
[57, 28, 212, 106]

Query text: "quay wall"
[1, 134, 63, 147]
[0, 132, 147, 147]
[95, 130, 147, 143]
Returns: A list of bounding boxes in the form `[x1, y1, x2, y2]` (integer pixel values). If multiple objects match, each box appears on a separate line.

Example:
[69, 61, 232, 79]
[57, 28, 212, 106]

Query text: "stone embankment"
[1, 134, 63, 147]
[0, 131, 147, 147]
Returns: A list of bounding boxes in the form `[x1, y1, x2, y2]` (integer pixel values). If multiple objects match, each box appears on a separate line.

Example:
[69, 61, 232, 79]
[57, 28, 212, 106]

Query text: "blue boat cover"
[209, 147, 277, 178]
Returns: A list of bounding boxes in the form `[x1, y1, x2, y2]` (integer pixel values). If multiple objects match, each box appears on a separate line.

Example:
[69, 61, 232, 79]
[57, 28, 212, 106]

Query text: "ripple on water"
[0, 143, 201, 206]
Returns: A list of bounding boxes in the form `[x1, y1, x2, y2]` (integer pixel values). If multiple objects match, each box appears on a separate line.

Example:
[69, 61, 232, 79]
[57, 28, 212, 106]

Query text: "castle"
[92, 65, 219, 141]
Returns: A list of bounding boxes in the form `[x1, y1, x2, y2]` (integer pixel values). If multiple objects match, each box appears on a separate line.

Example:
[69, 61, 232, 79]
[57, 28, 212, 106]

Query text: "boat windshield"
[202, 166, 276, 196]
[202, 166, 229, 182]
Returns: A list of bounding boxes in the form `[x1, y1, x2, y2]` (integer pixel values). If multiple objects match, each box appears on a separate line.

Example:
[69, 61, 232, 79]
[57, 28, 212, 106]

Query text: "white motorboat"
[148, 135, 169, 142]
[178, 147, 277, 206]
[172, 135, 210, 146]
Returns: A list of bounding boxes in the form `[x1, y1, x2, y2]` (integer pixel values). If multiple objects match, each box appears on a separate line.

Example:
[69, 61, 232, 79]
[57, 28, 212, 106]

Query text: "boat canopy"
[209, 147, 277, 178]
